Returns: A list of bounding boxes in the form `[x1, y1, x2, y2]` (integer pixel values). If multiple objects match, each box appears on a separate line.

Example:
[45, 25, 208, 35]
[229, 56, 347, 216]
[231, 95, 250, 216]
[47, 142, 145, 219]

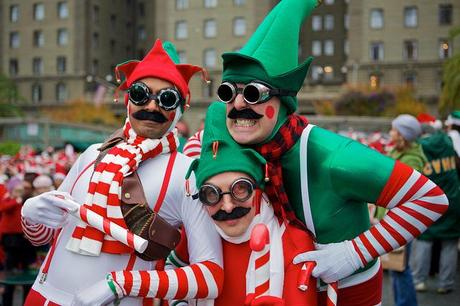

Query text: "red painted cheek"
[265, 106, 275, 119]
[168, 112, 176, 121]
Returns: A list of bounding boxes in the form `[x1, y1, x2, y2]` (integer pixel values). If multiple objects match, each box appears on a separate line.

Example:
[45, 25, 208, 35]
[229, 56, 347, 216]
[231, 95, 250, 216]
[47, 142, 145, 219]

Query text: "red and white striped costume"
[351, 161, 448, 266]
[183, 130, 204, 159]
[22, 144, 223, 306]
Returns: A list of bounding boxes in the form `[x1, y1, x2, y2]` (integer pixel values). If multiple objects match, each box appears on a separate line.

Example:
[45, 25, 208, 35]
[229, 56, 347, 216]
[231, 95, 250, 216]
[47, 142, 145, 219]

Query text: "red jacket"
[0, 196, 24, 234]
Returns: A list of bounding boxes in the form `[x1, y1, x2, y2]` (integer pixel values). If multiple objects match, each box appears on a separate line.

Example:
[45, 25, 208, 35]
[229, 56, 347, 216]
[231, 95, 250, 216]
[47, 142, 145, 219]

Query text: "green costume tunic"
[419, 132, 460, 240]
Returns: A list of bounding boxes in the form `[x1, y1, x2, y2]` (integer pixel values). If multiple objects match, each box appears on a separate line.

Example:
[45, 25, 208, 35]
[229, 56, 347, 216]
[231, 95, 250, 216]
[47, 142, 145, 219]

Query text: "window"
[33, 30, 44, 47]
[403, 72, 416, 87]
[138, 1, 145, 17]
[92, 59, 99, 75]
[370, 42, 384, 61]
[56, 83, 68, 102]
[204, 0, 217, 8]
[234, 0, 245, 6]
[9, 59, 18, 76]
[176, 0, 189, 10]
[110, 14, 117, 28]
[369, 74, 381, 89]
[323, 66, 334, 80]
[175, 21, 188, 39]
[57, 28, 68, 46]
[370, 9, 383, 29]
[110, 39, 116, 54]
[439, 39, 451, 59]
[403, 40, 417, 60]
[312, 40, 322, 56]
[57, 56, 66, 73]
[57, 2, 68, 19]
[312, 15, 322, 31]
[137, 26, 146, 40]
[310, 66, 323, 81]
[233, 17, 246, 36]
[178, 51, 187, 63]
[324, 40, 334, 56]
[92, 32, 99, 48]
[10, 5, 19, 22]
[34, 3, 45, 20]
[203, 48, 216, 67]
[204, 19, 217, 38]
[325, 0, 334, 4]
[33, 57, 44, 75]
[439, 4, 453, 25]
[344, 14, 349, 30]
[404, 6, 417, 28]
[324, 15, 334, 30]
[32, 83, 42, 103]
[9, 32, 20, 48]
[344, 39, 349, 55]
[92, 5, 100, 23]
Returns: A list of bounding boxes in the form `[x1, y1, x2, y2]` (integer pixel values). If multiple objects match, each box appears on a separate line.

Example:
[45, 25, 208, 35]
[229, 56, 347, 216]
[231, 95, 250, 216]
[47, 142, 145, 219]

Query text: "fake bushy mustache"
[132, 109, 168, 123]
[211, 206, 251, 221]
[228, 107, 263, 120]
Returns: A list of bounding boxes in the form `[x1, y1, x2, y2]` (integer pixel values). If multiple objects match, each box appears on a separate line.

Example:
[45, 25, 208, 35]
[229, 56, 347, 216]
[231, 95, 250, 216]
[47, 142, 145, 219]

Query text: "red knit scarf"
[67, 119, 178, 256]
[255, 114, 308, 228]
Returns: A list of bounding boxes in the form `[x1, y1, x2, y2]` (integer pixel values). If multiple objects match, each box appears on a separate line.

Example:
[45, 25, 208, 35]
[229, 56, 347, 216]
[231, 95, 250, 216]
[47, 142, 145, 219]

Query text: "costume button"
[124, 192, 131, 199]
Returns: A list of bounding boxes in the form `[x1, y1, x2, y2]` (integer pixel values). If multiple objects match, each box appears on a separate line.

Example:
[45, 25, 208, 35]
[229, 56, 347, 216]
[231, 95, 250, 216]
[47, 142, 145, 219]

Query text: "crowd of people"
[0, 0, 457, 305]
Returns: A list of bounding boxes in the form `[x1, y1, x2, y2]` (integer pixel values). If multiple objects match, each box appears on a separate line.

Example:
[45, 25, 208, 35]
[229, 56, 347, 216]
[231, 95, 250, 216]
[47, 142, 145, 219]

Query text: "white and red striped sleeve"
[21, 217, 55, 246]
[182, 130, 203, 159]
[352, 160, 448, 265]
[111, 260, 223, 299]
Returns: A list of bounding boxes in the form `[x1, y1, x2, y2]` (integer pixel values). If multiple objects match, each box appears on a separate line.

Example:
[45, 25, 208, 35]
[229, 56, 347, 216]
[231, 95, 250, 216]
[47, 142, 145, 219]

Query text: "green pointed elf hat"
[186, 102, 267, 189]
[222, 0, 319, 113]
[446, 110, 460, 126]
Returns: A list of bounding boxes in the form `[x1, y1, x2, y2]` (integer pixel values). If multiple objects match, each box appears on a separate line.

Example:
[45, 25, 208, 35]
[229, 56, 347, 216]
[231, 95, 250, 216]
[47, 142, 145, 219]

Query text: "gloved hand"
[71, 278, 121, 306]
[293, 240, 363, 283]
[245, 294, 285, 306]
[21, 190, 78, 228]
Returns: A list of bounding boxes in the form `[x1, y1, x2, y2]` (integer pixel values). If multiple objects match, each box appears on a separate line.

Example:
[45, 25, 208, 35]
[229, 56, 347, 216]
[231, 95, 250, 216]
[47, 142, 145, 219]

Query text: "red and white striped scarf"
[66, 119, 179, 256]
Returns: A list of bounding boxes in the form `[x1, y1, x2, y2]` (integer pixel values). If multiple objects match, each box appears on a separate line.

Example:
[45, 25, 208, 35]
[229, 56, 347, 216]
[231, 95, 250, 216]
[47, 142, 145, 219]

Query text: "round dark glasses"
[128, 82, 184, 111]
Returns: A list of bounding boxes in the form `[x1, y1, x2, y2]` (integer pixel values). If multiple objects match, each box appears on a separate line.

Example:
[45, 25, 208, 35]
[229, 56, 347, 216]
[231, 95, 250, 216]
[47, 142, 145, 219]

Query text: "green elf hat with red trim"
[114, 39, 208, 111]
[222, 0, 320, 114]
[186, 102, 268, 189]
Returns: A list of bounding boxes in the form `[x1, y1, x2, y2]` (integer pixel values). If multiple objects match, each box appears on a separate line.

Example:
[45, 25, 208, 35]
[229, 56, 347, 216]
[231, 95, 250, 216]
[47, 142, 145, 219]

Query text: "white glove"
[21, 190, 77, 228]
[293, 240, 363, 283]
[71, 278, 120, 306]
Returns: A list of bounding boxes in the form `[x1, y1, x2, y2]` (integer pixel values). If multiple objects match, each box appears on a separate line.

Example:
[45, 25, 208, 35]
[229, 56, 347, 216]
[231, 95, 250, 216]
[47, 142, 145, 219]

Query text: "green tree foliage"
[0, 141, 21, 156]
[439, 27, 460, 115]
[0, 74, 24, 117]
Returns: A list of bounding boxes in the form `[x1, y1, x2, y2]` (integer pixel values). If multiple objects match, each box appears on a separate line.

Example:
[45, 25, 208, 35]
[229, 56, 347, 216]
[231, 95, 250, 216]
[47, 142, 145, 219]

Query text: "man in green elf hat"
[184, 0, 449, 304]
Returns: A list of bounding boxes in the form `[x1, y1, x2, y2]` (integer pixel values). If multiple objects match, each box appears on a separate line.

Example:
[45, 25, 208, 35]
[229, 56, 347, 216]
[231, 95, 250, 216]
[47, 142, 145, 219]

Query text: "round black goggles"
[217, 81, 297, 104]
[128, 82, 184, 111]
[193, 178, 257, 206]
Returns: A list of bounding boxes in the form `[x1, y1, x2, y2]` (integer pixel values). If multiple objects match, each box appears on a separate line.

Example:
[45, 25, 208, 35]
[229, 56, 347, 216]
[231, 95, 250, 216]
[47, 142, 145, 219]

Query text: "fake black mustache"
[211, 206, 251, 221]
[132, 110, 168, 123]
[228, 107, 263, 120]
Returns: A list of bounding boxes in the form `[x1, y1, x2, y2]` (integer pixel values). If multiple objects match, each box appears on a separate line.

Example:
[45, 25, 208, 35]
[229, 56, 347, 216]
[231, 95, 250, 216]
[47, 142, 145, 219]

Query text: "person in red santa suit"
[20, 40, 223, 306]
[167, 104, 317, 306]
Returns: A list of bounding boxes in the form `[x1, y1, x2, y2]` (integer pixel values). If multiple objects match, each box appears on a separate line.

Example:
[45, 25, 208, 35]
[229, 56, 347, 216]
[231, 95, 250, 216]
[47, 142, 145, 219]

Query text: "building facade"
[347, 0, 459, 108]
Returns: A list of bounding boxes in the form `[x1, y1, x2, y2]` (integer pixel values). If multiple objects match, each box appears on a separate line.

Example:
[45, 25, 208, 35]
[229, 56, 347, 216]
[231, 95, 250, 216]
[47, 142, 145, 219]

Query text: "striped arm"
[182, 130, 203, 159]
[352, 161, 448, 265]
[111, 260, 223, 300]
[21, 217, 55, 246]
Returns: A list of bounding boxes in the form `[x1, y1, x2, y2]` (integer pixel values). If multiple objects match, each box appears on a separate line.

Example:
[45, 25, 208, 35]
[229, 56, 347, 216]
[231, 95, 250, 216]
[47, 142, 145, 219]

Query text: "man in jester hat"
[169, 105, 317, 306]
[184, 0, 449, 304]
[20, 40, 223, 305]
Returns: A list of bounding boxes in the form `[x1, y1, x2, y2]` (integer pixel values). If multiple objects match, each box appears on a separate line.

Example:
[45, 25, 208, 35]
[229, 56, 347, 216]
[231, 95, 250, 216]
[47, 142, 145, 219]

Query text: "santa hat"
[115, 39, 207, 111]
[53, 163, 67, 181]
[416, 113, 442, 130]
[222, 0, 320, 114]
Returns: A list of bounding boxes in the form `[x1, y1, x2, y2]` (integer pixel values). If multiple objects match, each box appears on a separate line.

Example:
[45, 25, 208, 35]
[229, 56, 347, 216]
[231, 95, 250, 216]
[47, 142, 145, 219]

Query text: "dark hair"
[23, 172, 39, 185]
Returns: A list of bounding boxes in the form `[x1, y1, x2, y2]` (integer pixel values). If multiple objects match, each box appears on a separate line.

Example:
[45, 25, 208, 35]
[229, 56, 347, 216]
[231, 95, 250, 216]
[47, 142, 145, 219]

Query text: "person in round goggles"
[174, 109, 317, 306]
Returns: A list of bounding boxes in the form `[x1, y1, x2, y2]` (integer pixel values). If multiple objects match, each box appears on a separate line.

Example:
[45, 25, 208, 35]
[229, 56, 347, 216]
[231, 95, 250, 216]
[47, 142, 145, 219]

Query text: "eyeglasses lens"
[217, 83, 235, 103]
[129, 83, 149, 105]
